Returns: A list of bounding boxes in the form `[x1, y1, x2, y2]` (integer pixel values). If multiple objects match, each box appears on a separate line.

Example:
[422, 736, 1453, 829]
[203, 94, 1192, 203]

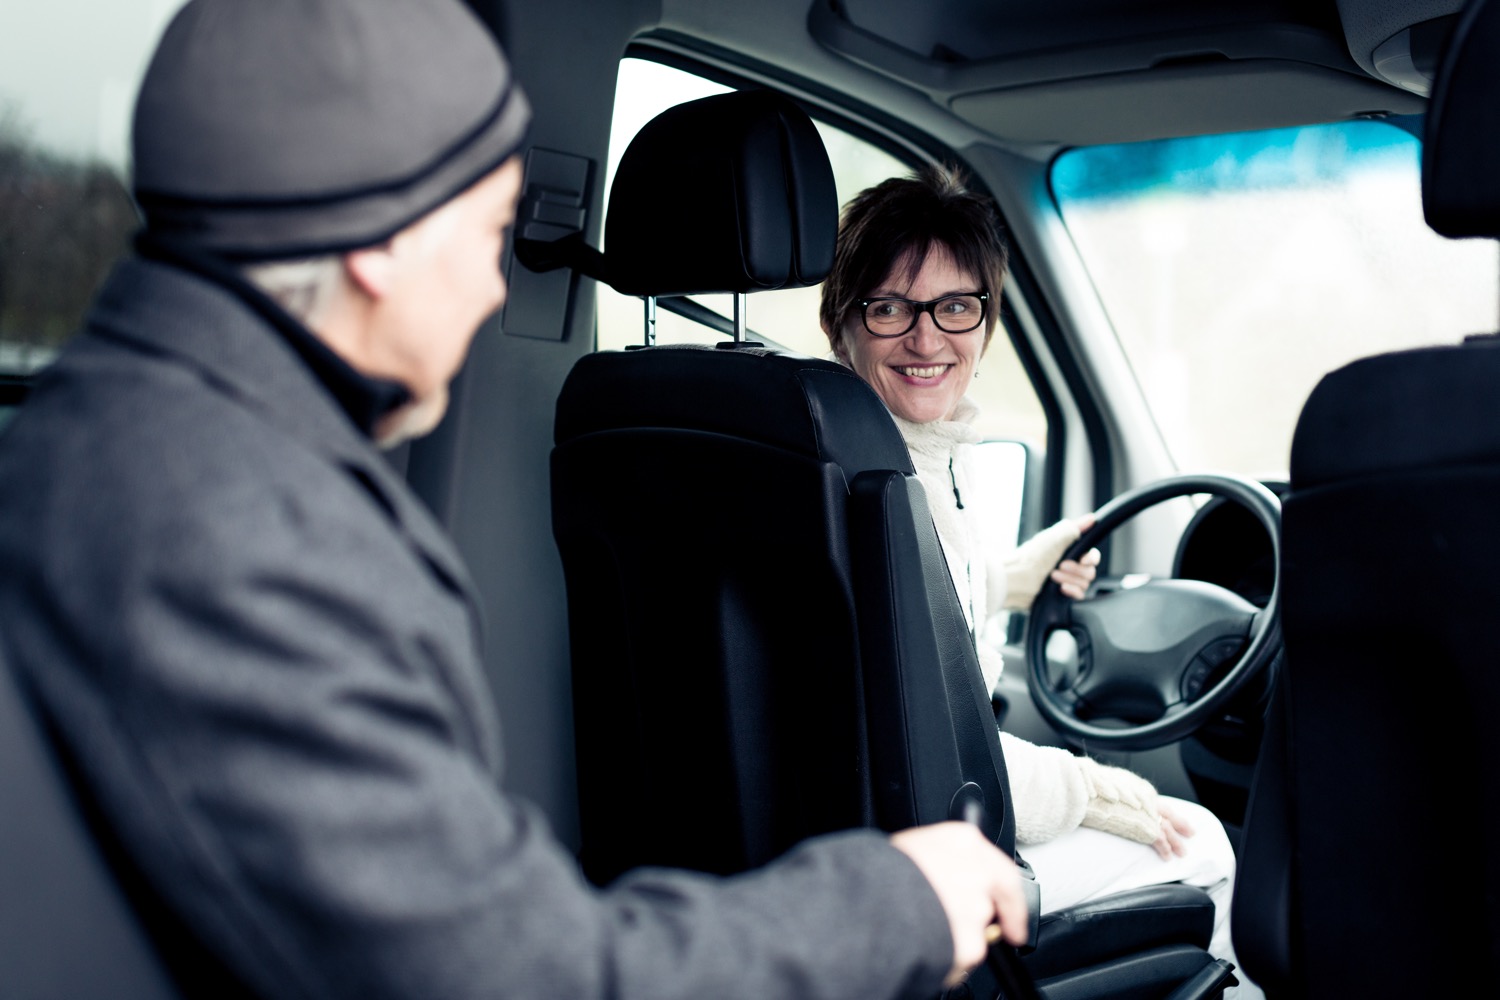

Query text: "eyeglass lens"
[863, 294, 985, 336]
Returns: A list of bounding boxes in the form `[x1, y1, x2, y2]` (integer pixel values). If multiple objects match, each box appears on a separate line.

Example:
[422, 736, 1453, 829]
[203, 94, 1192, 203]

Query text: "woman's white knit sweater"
[892, 399, 1163, 847]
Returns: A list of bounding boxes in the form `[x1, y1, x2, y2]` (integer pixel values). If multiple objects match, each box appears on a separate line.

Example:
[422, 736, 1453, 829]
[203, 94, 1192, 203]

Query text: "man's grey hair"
[242, 256, 343, 325]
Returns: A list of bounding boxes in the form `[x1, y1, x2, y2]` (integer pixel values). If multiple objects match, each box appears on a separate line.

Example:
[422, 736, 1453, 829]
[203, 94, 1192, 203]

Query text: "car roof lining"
[950, 60, 1426, 146]
[654, 0, 1464, 150]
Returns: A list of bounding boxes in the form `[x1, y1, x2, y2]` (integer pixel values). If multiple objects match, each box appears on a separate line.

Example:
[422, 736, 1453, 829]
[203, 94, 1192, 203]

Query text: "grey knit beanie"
[132, 0, 531, 259]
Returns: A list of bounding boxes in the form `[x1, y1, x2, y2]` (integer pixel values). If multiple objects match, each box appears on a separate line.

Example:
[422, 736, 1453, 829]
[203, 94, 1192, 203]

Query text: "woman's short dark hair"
[820, 162, 1009, 358]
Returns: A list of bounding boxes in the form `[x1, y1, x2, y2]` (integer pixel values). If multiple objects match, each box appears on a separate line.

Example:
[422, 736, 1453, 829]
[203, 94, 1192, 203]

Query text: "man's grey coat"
[0, 257, 952, 1000]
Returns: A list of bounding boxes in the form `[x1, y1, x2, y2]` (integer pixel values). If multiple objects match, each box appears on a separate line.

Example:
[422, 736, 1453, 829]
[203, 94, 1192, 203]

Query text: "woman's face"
[834, 244, 986, 424]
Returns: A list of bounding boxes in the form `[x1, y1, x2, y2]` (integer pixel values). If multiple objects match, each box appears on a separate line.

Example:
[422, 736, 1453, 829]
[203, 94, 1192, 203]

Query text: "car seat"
[1230, 0, 1500, 995]
[531, 87, 1238, 1000]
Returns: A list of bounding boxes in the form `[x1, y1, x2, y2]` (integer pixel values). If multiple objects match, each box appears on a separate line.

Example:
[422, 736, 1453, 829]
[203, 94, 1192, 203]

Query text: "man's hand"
[890, 822, 1030, 987]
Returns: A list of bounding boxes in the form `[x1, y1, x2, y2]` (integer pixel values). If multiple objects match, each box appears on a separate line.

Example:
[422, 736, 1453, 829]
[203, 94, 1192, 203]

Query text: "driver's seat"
[1231, 0, 1500, 994]
[534, 88, 1236, 999]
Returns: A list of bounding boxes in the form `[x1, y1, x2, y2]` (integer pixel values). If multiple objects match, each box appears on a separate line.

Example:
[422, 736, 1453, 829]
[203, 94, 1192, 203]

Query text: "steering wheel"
[1023, 474, 1282, 751]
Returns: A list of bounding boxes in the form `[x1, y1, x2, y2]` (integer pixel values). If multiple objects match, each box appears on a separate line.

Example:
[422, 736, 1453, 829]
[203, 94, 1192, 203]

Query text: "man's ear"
[342, 241, 399, 300]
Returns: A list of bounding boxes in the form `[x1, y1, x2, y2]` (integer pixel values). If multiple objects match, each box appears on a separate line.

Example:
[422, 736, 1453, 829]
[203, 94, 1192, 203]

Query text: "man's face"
[368, 156, 524, 445]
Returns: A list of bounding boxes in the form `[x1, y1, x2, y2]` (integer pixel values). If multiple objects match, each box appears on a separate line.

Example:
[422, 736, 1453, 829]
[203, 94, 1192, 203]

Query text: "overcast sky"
[0, 0, 183, 171]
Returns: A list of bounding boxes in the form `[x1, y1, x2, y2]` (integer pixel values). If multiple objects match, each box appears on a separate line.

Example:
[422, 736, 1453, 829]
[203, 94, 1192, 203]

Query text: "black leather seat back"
[554, 344, 1016, 883]
[1234, 1, 1500, 993]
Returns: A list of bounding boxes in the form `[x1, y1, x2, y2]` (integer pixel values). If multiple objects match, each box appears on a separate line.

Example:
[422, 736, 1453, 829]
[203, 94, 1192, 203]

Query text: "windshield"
[1052, 119, 1499, 479]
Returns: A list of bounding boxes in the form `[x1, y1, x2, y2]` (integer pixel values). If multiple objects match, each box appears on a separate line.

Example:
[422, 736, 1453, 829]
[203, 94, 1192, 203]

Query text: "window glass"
[0, 1, 185, 377]
[1052, 120, 1499, 479]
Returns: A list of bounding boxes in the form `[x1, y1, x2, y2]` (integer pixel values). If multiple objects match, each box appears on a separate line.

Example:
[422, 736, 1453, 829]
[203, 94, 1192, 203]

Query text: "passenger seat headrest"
[1423, 0, 1500, 239]
[603, 89, 837, 297]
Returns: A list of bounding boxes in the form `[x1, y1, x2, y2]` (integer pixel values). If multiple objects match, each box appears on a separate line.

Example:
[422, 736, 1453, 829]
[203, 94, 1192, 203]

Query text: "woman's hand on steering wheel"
[1050, 514, 1101, 600]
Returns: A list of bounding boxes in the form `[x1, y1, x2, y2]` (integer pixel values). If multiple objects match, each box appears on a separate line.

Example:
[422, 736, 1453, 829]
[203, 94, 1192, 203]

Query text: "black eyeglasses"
[857, 292, 989, 338]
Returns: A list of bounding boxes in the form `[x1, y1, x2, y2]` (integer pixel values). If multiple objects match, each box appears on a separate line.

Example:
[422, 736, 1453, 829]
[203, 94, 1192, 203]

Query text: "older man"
[0, 1, 1026, 998]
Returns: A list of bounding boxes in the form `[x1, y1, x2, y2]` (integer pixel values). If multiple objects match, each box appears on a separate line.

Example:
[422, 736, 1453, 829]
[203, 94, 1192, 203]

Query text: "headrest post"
[644, 295, 658, 347]
[733, 292, 747, 343]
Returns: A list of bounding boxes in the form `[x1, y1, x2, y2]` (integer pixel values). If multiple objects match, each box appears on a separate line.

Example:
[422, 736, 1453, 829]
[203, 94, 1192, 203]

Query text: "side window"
[599, 58, 1049, 642]
[0, 3, 185, 388]
[969, 336, 1046, 551]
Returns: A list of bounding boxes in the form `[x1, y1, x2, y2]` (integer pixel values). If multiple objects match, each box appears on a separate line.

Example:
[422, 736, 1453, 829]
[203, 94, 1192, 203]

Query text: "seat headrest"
[602, 89, 837, 297]
[1291, 339, 1500, 489]
[1423, 0, 1500, 238]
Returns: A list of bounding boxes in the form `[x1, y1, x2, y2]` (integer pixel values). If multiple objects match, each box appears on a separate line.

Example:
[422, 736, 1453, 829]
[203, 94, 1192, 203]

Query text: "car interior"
[3, 0, 1497, 997]
[543, 86, 1236, 999]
